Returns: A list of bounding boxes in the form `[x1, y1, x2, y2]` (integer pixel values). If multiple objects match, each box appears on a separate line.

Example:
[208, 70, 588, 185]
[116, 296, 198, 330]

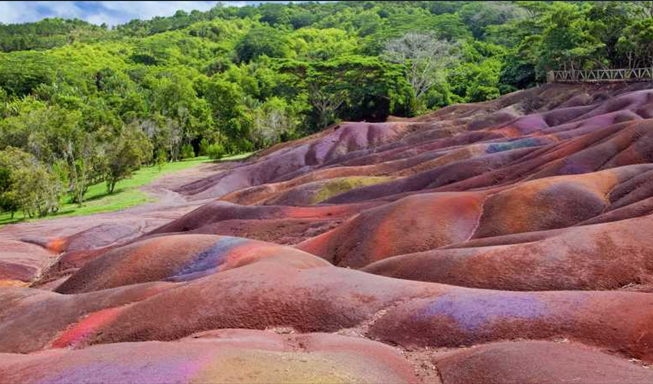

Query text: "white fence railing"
[547, 68, 653, 83]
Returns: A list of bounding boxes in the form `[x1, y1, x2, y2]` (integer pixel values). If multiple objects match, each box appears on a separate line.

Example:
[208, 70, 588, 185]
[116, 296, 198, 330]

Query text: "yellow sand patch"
[312, 177, 395, 204]
[0, 280, 28, 287]
[192, 350, 360, 384]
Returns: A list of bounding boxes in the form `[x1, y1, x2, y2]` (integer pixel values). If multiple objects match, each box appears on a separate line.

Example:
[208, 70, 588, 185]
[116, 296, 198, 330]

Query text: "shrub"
[206, 143, 226, 160]
[198, 138, 211, 156]
[180, 143, 195, 160]
[0, 147, 62, 218]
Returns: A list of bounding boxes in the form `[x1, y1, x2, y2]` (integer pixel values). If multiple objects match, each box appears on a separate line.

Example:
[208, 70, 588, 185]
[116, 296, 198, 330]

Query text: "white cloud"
[84, 12, 125, 27]
[0, 1, 282, 26]
[0, 2, 52, 24]
[94, 1, 219, 21]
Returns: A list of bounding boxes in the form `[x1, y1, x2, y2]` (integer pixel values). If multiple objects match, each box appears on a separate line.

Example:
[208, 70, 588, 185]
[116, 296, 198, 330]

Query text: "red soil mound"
[436, 341, 653, 384]
[0, 330, 418, 384]
[56, 234, 328, 293]
[4, 254, 653, 365]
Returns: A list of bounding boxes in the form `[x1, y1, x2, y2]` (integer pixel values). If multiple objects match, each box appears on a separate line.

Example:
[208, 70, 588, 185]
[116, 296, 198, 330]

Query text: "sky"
[0, 1, 294, 26]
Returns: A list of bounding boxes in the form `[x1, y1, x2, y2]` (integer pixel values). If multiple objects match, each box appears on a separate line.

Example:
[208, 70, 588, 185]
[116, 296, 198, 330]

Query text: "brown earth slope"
[2, 83, 653, 383]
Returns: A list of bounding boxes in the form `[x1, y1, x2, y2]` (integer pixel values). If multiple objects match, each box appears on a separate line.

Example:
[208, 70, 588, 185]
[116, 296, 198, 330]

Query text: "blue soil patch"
[166, 237, 249, 282]
[486, 138, 545, 154]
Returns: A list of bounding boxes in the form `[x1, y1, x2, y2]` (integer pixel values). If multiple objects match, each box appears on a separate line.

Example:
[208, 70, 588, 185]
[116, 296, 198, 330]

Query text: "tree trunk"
[108, 178, 117, 194]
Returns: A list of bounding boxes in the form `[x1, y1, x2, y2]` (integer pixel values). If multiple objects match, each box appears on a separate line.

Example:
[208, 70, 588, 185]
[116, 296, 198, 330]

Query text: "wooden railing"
[547, 68, 653, 83]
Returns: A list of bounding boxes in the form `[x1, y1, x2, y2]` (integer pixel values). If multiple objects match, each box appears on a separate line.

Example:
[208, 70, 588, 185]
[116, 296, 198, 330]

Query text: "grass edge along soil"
[0, 153, 252, 226]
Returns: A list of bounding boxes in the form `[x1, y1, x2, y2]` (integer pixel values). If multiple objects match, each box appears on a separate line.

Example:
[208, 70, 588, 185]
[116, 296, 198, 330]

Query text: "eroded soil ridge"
[2, 83, 653, 383]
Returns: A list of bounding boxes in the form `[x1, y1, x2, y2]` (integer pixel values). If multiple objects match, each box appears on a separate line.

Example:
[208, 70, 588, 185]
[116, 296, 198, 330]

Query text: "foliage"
[0, 18, 109, 52]
[617, 18, 653, 68]
[0, 52, 62, 96]
[0, 147, 62, 218]
[0, 1, 647, 207]
[103, 123, 153, 194]
[0, 156, 219, 225]
[382, 32, 460, 111]
[206, 143, 226, 160]
[180, 143, 195, 159]
[301, 56, 413, 124]
[250, 97, 301, 147]
[235, 25, 293, 63]
[459, 2, 527, 39]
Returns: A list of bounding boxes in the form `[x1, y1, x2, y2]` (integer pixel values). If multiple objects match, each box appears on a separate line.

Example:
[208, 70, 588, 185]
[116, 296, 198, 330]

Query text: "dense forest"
[1, 1, 652, 218]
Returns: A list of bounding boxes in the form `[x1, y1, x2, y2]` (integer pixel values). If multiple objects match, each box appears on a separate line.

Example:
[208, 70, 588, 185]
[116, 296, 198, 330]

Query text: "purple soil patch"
[415, 293, 549, 331]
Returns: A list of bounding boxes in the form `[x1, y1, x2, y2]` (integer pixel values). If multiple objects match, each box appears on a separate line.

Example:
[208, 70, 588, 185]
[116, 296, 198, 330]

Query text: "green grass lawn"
[0, 153, 253, 226]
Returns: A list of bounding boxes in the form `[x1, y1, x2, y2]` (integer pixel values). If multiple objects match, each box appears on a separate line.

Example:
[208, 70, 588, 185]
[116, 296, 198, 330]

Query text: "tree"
[305, 56, 413, 123]
[586, 1, 637, 69]
[0, 147, 61, 218]
[152, 73, 205, 151]
[13, 162, 62, 217]
[629, 1, 653, 19]
[499, 51, 537, 91]
[103, 124, 152, 194]
[205, 78, 252, 152]
[4, 0, 635, 183]
[382, 32, 460, 109]
[250, 97, 299, 148]
[0, 104, 99, 205]
[180, 143, 195, 159]
[459, 1, 527, 40]
[308, 83, 346, 129]
[156, 149, 167, 172]
[291, 28, 358, 61]
[235, 26, 293, 63]
[617, 18, 653, 68]
[39, 107, 96, 205]
[259, 3, 291, 26]
[0, 167, 19, 218]
[534, 2, 605, 73]
[289, 10, 317, 29]
[198, 138, 211, 156]
[0, 52, 60, 96]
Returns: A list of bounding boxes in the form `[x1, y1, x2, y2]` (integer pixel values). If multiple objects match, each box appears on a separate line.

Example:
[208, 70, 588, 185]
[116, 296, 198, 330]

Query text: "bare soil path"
[0, 160, 239, 286]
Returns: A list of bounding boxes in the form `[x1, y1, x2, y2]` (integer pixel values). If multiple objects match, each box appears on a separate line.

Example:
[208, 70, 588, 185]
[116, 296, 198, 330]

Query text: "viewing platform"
[547, 68, 653, 83]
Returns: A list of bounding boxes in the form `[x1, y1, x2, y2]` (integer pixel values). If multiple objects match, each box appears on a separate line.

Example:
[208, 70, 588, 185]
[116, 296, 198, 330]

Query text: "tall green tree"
[0, 147, 62, 218]
[382, 32, 460, 111]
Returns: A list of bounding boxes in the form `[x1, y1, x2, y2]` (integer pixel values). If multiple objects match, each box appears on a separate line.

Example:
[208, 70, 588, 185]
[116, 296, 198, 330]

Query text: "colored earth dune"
[3, 82, 653, 383]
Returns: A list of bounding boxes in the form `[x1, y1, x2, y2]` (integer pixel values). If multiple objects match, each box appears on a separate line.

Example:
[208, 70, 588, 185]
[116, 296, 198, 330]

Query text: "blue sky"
[0, 1, 294, 26]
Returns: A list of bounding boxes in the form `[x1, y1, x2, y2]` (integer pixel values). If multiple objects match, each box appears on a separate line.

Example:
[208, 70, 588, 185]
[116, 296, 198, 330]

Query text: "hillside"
[2, 1, 653, 225]
[2, 82, 653, 383]
[3, 1, 653, 383]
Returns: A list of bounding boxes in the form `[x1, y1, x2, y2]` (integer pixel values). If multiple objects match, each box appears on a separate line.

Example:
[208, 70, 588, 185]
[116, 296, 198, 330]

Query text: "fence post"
[547, 71, 554, 83]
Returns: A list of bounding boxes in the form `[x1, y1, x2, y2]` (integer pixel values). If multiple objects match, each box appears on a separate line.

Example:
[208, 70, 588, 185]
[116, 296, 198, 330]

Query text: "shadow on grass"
[0, 208, 77, 226]
[0, 216, 26, 225]
[0, 156, 229, 228]
[64, 188, 125, 205]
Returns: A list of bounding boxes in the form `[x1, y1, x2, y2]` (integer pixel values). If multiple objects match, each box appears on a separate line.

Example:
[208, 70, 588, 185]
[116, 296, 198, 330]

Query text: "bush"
[0, 147, 62, 218]
[0, 167, 19, 218]
[198, 138, 211, 156]
[206, 143, 226, 160]
[180, 143, 195, 160]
